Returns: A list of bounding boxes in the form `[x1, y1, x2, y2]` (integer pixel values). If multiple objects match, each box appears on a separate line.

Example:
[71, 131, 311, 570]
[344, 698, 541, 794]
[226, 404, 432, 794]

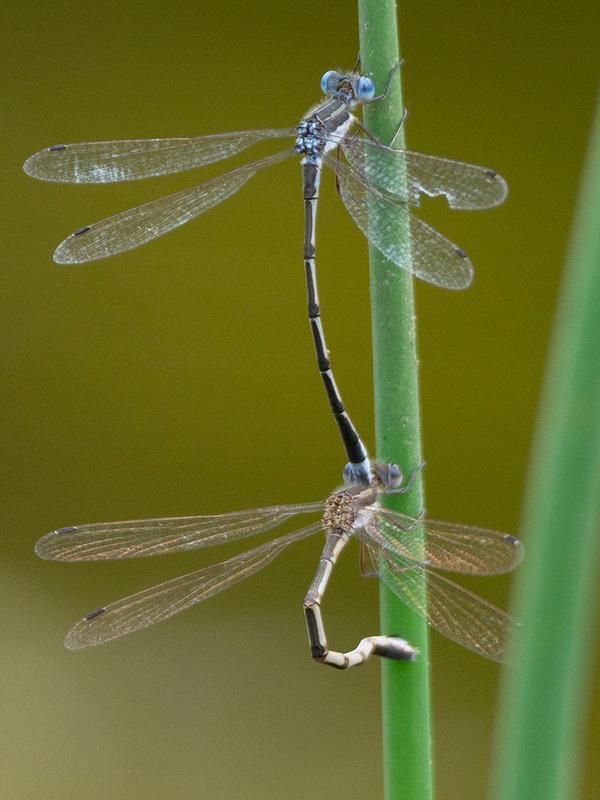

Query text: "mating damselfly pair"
[26, 65, 519, 668]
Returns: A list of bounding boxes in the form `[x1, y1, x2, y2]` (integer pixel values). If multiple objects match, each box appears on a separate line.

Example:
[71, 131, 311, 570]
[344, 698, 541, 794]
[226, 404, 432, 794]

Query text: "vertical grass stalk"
[490, 90, 600, 800]
[357, 3, 434, 799]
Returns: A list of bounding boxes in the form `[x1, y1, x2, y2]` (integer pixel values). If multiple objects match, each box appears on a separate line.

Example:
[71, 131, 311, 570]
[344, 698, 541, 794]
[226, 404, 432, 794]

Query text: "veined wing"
[53, 149, 293, 263]
[64, 522, 322, 649]
[341, 136, 508, 209]
[324, 154, 473, 290]
[361, 509, 523, 575]
[23, 128, 296, 183]
[367, 543, 518, 662]
[35, 500, 324, 562]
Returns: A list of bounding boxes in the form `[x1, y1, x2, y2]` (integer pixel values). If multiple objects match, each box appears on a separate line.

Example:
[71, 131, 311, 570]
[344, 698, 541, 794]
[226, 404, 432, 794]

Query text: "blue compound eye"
[356, 75, 375, 100]
[387, 463, 403, 487]
[375, 463, 403, 488]
[320, 70, 338, 94]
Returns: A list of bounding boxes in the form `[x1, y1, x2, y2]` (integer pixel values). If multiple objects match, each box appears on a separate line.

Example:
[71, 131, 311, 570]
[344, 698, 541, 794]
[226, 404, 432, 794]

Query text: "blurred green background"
[3, 1, 599, 798]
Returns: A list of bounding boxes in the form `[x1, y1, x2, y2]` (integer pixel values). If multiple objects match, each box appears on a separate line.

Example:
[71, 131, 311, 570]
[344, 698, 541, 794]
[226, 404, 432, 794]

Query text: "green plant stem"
[357, 3, 433, 800]
[490, 90, 600, 800]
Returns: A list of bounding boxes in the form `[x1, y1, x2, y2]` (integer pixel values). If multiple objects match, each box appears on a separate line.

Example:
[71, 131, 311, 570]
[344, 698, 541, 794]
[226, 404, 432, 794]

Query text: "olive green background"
[3, 1, 599, 798]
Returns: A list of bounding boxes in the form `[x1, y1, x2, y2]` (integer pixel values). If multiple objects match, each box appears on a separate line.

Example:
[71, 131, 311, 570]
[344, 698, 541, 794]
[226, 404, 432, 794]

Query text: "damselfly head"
[373, 462, 403, 489]
[319, 70, 375, 102]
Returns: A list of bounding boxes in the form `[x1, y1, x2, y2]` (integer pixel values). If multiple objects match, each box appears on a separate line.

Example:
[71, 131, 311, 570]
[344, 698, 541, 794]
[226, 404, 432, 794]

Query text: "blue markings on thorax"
[295, 119, 325, 160]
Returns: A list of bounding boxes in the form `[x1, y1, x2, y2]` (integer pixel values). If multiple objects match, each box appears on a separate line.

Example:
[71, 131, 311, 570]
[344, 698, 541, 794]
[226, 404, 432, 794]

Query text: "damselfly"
[24, 67, 508, 484]
[36, 463, 522, 668]
[23, 68, 507, 282]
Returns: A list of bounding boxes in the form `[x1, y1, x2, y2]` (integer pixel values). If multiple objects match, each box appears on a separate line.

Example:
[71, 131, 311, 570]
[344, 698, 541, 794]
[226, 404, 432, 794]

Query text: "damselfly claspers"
[35, 462, 522, 668]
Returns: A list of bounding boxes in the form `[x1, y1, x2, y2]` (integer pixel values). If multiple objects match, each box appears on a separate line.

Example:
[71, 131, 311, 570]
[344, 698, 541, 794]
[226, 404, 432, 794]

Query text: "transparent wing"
[359, 541, 378, 578]
[367, 543, 518, 662]
[341, 136, 508, 209]
[35, 500, 325, 562]
[324, 154, 473, 290]
[361, 509, 523, 575]
[23, 128, 296, 183]
[53, 149, 293, 263]
[64, 522, 322, 649]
